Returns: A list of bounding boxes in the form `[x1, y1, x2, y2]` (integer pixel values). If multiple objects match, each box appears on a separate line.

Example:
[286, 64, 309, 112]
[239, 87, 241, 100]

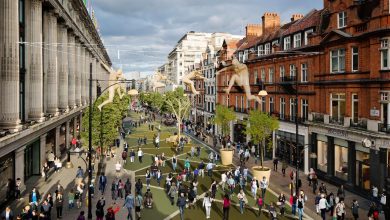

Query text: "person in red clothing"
[105, 205, 120, 220]
[71, 137, 77, 148]
[222, 193, 230, 220]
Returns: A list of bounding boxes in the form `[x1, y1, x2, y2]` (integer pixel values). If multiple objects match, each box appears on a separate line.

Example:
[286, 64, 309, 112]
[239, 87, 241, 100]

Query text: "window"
[289, 64, 296, 78]
[380, 39, 389, 69]
[335, 143, 348, 181]
[290, 98, 297, 122]
[243, 50, 248, 62]
[301, 63, 308, 82]
[258, 45, 264, 56]
[262, 97, 266, 112]
[272, 40, 279, 53]
[254, 70, 258, 84]
[280, 98, 286, 119]
[301, 99, 308, 120]
[241, 96, 244, 112]
[268, 67, 274, 83]
[260, 68, 266, 82]
[338, 11, 347, 28]
[352, 47, 359, 72]
[331, 49, 346, 73]
[284, 36, 291, 50]
[352, 94, 359, 123]
[269, 97, 274, 113]
[304, 29, 313, 46]
[331, 93, 346, 121]
[265, 43, 271, 55]
[235, 96, 238, 111]
[238, 52, 243, 62]
[280, 66, 285, 81]
[294, 33, 301, 48]
[317, 139, 328, 172]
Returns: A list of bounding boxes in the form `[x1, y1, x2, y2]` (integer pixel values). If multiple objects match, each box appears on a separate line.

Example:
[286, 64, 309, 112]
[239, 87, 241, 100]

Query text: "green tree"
[164, 88, 191, 140]
[213, 105, 236, 139]
[245, 110, 279, 168]
[81, 90, 130, 151]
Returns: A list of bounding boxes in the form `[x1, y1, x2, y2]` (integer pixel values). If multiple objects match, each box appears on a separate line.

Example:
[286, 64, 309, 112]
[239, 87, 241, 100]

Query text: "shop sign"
[370, 109, 380, 117]
[327, 128, 348, 137]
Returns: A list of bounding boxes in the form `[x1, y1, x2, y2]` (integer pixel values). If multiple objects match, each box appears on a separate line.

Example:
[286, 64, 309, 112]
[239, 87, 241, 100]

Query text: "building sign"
[370, 109, 380, 117]
[327, 128, 348, 137]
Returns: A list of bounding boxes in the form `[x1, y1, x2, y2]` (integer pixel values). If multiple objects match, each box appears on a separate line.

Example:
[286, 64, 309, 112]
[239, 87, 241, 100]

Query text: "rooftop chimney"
[245, 24, 262, 38]
[291, 14, 304, 22]
[262, 12, 281, 34]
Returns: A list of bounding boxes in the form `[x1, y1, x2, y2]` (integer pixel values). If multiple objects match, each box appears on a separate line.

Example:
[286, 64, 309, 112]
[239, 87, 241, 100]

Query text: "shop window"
[356, 150, 370, 190]
[0, 154, 14, 202]
[335, 145, 348, 181]
[317, 141, 328, 172]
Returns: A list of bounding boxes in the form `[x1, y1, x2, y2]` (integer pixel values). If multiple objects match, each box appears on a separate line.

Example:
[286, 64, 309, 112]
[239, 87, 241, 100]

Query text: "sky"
[92, 0, 322, 79]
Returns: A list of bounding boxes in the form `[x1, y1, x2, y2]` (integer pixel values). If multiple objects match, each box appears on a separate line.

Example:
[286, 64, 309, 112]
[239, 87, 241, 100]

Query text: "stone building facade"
[0, 0, 112, 203]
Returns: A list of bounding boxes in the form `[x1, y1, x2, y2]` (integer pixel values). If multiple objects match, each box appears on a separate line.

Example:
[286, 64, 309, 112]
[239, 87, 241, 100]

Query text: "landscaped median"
[123, 112, 297, 219]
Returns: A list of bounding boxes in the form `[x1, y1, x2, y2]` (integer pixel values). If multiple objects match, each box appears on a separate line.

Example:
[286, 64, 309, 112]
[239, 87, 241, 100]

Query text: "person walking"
[96, 197, 105, 220]
[367, 202, 379, 220]
[75, 166, 84, 185]
[278, 192, 286, 216]
[172, 155, 178, 171]
[269, 202, 277, 220]
[68, 189, 75, 209]
[99, 173, 107, 195]
[1, 206, 14, 220]
[168, 182, 177, 205]
[256, 195, 263, 217]
[351, 199, 359, 220]
[260, 176, 268, 199]
[55, 193, 64, 219]
[203, 193, 212, 219]
[297, 194, 305, 220]
[125, 178, 132, 197]
[105, 205, 120, 220]
[77, 211, 86, 220]
[130, 149, 135, 163]
[237, 189, 247, 214]
[177, 193, 187, 220]
[250, 177, 258, 198]
[135, 179, 143, 195]
[335, 199, 346, 220]
[273, 158, 278, 171]
[282, 160, 287, 176]
[222, 193, 230, 220]
[137, 148, 143, 163]
[111, 179, 118, 203]
[135, 193, 143, 220]
[319, 194, 328, 220]
[123, 192, 134, 220]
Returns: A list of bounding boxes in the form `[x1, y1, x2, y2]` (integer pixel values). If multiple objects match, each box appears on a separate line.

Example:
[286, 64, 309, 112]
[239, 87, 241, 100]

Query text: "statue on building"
[216, 57, 261, 103]
[182, 70, 205, 95]
[152, 71, 167, 92]
[97, 68, 126, 111]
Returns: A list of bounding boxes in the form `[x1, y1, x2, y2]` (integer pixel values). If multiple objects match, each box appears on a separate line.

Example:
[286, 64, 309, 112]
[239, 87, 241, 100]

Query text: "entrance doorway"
[233, 123, 246, 143]
[25, 140, 41, 179]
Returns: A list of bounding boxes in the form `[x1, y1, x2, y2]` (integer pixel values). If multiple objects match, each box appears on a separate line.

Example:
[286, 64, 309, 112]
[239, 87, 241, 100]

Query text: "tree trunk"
[258, 142, 263, 168]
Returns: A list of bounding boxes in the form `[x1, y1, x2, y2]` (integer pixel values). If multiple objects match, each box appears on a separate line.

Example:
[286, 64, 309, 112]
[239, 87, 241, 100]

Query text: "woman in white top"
[203, 192, 212, 219]
[115, 161, 121, 177]
[318, 194, 328, 220]
[251, 177, 258, 198]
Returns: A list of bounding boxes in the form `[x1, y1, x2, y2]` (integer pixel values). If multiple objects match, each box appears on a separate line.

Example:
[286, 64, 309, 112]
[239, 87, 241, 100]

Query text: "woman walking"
[297, 194, 305, 220]
[203, 193, 212, 219]
[222, 193, 230, 220]
[135, 193, 143, 220]
[256, 195, 263, 217]
[96, 197, 105, 220]
[237, 189, 247, 214]
[278, 192, 286, 216]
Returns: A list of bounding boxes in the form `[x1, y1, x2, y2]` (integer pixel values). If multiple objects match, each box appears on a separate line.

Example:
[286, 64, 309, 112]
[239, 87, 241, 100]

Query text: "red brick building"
[217, 0, 390, 195]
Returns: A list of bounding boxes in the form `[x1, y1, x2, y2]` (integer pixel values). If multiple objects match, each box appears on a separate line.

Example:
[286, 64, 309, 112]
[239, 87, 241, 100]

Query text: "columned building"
[0, 0, 112, 203]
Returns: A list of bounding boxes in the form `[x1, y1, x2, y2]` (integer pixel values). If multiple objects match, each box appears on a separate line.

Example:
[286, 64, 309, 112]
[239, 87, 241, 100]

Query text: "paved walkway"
[191, 133, 384, 220]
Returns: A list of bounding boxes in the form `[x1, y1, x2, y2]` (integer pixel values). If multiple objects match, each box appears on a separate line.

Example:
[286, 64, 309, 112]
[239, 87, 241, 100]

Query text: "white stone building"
[0, 0, 112, 202]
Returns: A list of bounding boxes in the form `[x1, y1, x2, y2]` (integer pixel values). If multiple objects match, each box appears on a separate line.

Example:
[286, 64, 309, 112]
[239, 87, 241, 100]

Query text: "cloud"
[93, 0, 322, 75]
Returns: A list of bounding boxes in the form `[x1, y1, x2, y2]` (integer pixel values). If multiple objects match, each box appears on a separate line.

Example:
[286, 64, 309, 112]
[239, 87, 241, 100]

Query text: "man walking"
[260, 176, 268, 199]
[99, 173, 107, 195]
[124, 192, 134, 220]
[177, 193, 187, 220]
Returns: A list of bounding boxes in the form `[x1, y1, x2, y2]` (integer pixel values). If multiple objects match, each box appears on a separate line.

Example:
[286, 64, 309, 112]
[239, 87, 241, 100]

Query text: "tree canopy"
[245, 110, 279, 167]
[81, 90, 130, 149]
[213, 105, 236, 137]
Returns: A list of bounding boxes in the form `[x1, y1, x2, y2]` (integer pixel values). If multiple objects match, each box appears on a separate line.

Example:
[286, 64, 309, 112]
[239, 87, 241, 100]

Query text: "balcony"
[311, 112, 324, 123]
[329, 116, 344, 125]
[272, 112, 306, 124]
[350, 118, 367, 130]
[378, 123, 390, 134]
[280, 76, 297, 83]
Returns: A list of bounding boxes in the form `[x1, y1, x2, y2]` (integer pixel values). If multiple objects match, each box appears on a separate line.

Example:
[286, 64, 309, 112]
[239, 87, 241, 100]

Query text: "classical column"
[79, 113, 83, 134]
[15, 146, 26, 192]
[80, 45, 86, 105]
[67, 31, 76, 108]
[73, 117, 77, 138]
[40, 134, 47, 166]
[0, 0, 21, 131]
[43, 10, 59, 115]
[75, 39, 81, 106]
[57, 23, 69, 111]
[55, 126, 60, 156]
[65, 120, 70, 149]
[85, 51, 90, 105]
[28, 0, 44, 122]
